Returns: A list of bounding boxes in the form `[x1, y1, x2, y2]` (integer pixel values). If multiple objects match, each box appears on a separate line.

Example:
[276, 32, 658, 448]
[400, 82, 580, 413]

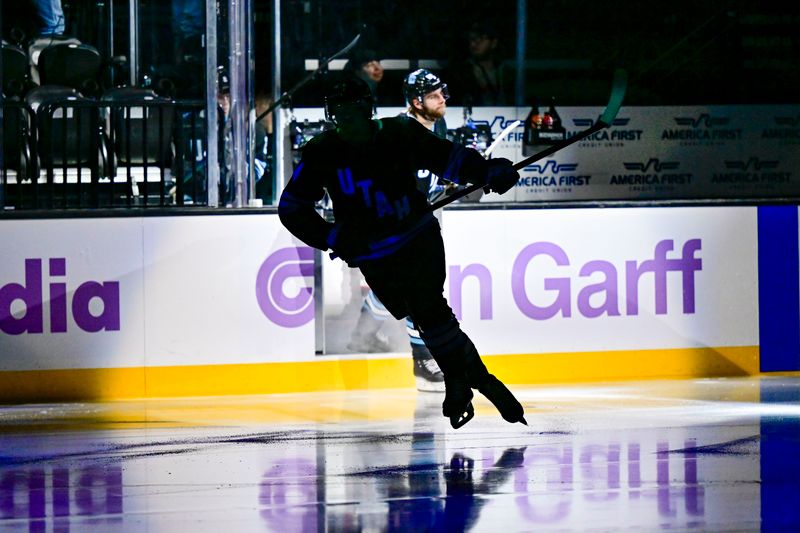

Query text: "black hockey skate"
[412, 344, 446, 392]
[464, 348, 527, 425]
[475, 374, 527, 425]
[442, 371, 474, 429]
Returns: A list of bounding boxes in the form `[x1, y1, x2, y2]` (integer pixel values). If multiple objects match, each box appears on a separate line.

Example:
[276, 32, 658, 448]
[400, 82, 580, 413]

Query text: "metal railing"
[1, 98, 206, 210]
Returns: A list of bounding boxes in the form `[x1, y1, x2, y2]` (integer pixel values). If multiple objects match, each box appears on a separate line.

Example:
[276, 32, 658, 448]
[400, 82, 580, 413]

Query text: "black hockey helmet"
[324, 75, 374, 123]
[403, 68, 449, 105]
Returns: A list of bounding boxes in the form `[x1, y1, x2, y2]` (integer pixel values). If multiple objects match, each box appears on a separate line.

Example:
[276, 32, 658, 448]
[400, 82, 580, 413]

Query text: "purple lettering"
[76, 466, 123, 515]
[580, 444, 621, 502]
[680, 240, 702, 313]
[449, 264, 493, 320]
[50, 282, 68, 333]
[49, 258, 68, 333]
[1, 258, 122, 335]
[72, 282, 121, 332]
[0, 469, 46, 519]
[53, 468, 70, 517]
[627, 240, 702, 315]
[0, 259, 44, 335]
[515, 446, 572, 522]
[577, 260, 620, 318]
[512, 242, 571, 320]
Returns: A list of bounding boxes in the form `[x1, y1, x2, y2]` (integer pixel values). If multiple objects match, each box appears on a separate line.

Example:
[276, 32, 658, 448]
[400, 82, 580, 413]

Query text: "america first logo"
[611, 159, 693, 187]
[662, 114, 742, 143]
[570, 116, 642, 143]
[712, 158, 791, 186]
[519, 160, 591, 187]
[762, 116, 800, 143]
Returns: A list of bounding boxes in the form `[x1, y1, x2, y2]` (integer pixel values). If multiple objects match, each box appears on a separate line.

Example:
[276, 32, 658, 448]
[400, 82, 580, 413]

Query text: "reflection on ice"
[0, 377, 798, 531]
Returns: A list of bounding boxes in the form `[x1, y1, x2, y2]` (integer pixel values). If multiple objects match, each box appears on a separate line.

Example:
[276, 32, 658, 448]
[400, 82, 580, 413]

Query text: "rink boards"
[0, 205, 798, 400]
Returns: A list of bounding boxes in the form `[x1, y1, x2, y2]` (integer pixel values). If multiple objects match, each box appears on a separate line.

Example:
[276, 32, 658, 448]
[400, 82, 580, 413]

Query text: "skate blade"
[415, 376, 446, 393]
[449, 402, 475, 429]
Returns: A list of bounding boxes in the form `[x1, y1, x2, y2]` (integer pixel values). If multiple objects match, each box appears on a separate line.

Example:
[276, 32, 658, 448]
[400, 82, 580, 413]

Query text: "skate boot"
[347, 331, 392, 353]
[441, 370, 474, 429]
[412, 343, 446, 392]
[464, 343, 526, 425]
[476, 374, 527, 425]
[418, 318, 476, 428]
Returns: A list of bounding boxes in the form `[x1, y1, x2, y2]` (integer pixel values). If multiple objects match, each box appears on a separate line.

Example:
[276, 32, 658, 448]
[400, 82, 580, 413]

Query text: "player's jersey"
[405, 112, 449, 200]
[279, 116, 487, 263]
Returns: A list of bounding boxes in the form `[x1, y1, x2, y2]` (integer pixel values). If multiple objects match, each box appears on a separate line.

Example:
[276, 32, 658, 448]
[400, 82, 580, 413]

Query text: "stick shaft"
[256, 33, 361, 123]
[427, 121, 605, 212]
[427, 68, 627, 213]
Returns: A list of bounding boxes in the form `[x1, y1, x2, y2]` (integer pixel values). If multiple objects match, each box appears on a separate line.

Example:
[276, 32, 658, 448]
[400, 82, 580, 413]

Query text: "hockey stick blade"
[484, 120, 522, 157]
[327, 32, 362, 62]
[426, 68, 628, 212]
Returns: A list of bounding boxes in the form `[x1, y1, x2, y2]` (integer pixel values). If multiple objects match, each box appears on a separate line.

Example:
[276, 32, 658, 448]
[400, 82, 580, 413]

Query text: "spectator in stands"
[343, 48, 402, 107]
[31, 0, 65, 36]
[447, 21, 510, 106]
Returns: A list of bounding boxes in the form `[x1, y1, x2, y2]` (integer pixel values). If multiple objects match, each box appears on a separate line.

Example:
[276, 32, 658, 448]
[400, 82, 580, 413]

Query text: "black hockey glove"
[326, 222, 367, 265]
[483, 158, 519, 195]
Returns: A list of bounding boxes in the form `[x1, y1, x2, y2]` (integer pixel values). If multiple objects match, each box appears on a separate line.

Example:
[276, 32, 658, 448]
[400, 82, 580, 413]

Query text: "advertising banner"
[0, 206, 773, 381]
[0, 218, 147, 371]
[440, 206, 759, 354]
[320, 206, 760, 358]
[143, 215, 315, 365]
[291, 104, 800, 203]
[0, 215, 315, 371]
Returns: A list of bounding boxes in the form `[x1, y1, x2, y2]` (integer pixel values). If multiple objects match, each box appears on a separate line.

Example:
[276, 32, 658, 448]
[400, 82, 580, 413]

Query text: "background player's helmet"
[324, 76, 374, 124]
[403, 69, 449, 105]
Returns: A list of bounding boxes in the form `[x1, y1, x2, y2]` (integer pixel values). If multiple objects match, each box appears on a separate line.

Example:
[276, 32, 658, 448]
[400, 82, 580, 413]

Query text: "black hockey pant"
[358, 225, 490, 386]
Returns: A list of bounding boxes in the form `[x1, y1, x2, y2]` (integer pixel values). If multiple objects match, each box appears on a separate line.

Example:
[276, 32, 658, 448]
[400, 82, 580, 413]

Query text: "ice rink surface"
[1, 376, 799, 532]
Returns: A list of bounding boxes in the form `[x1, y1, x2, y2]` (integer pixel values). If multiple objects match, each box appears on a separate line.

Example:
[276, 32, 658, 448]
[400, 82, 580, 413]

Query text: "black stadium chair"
[101, 86, 176, 205]
[101, 87, 175, 168]
[2, 41, 32, 97]
[25, 85, 111, 206]
[2, 100, 35, 181]
[26, 85, 93, 168]
[37, 43, 103, 97]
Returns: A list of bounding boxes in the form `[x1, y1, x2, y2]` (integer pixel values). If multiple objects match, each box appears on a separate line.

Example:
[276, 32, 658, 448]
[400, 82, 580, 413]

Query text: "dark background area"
[3, 0, 798, 105]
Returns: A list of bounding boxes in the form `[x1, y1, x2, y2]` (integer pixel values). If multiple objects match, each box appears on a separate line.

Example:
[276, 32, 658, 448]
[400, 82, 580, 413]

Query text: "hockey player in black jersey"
[278, 75, 526, 428]
[348, 68, 452, 392]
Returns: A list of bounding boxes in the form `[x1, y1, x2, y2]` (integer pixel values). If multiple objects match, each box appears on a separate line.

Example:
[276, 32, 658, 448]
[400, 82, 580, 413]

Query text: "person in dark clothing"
[347, 68, 452, 392]
[278, 75, 525, 429]
[343, 48, 403, 107]
[448, 21, 510, 106]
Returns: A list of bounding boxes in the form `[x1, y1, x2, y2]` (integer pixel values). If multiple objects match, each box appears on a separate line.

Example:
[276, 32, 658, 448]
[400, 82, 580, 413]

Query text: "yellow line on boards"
[0, 346, 763, 402]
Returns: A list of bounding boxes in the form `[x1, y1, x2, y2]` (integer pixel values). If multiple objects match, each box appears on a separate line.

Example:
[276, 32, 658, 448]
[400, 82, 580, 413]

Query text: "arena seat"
[25, 85, 112, 206]
[37, 43, 103, 97]
[2, 41, 32, 98]
[1, 100, 34, 181]
[101, 86, 176, 168]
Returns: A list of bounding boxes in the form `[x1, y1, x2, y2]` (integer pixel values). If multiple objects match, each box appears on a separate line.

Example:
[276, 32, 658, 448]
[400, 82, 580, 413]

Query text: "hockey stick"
[427, 68, 628, 212]
[483, 120, 522, 157]
[255, 32, 362, 124]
